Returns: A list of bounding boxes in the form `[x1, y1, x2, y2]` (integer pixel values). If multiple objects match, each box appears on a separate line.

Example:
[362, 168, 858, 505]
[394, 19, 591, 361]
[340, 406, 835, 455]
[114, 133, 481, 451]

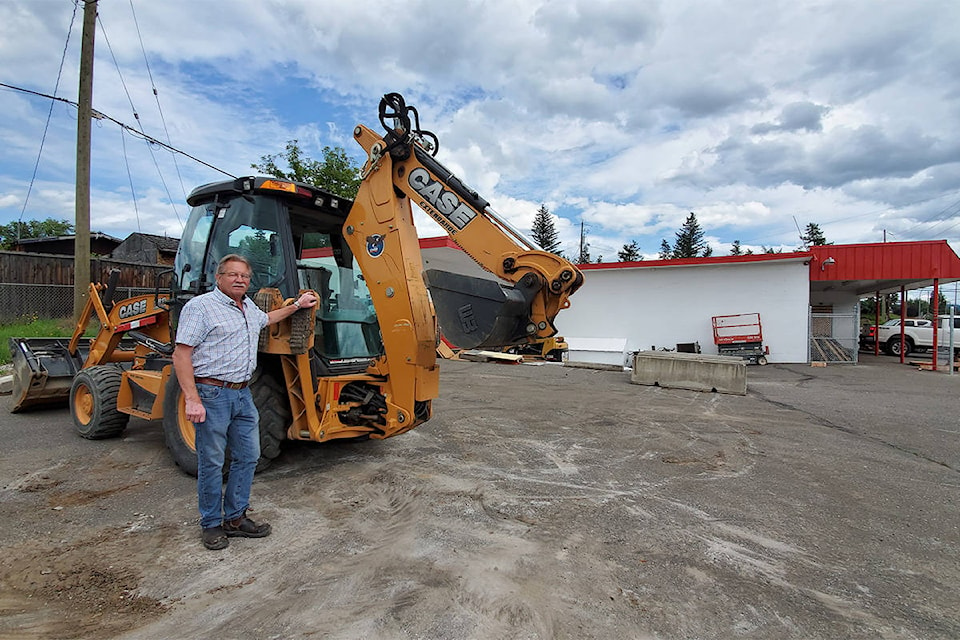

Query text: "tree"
[618, 240, 642, 262]
[761, 245, 783, 254]
[253, 140, 361, 199]
[800, 222, 830, 248]
[0, 218, 74, 249]
[730, 240, 743, 256]
[530, 204, 562, 254]
[671, 212, 708, 258]
[658, 239, 672, 260]
[576, 241, 591, 264]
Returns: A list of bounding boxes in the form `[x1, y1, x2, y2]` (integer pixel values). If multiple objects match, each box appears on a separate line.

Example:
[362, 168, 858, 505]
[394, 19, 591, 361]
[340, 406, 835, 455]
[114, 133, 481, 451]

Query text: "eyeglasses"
[218, 271, 252, 280]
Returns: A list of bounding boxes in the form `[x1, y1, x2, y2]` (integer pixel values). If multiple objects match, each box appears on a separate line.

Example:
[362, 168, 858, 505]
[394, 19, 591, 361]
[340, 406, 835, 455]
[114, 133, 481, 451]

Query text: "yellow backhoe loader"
[9, 93, 583, 475]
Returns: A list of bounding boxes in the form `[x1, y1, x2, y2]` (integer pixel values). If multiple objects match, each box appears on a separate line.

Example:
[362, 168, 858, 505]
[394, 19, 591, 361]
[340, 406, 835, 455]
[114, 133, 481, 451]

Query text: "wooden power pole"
[74, 0, 97, 321]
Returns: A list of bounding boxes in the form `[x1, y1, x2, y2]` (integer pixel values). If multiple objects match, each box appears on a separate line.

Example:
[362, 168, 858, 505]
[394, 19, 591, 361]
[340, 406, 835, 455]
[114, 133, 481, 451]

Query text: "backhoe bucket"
[8, 338, 88, 412]
[424, 269, 541, 350]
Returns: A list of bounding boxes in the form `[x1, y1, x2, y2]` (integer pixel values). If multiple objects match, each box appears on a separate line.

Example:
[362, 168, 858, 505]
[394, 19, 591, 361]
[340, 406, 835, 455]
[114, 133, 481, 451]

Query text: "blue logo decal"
[366, 234, 385, 258]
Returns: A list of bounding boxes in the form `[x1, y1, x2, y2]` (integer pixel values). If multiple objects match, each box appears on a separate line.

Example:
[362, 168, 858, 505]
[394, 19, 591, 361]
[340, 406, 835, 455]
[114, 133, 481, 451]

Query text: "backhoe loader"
[9, 93, 583, 475]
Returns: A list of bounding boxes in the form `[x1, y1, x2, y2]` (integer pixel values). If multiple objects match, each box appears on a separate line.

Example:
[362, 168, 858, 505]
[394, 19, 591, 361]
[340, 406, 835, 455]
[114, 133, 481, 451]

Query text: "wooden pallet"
[809, 337, 854, 362]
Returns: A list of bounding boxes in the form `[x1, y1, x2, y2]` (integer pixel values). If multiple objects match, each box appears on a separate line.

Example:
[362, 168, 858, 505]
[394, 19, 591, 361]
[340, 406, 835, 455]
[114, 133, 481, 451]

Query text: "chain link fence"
[0, 283, 169, 324]
[809, 307, 859, 363]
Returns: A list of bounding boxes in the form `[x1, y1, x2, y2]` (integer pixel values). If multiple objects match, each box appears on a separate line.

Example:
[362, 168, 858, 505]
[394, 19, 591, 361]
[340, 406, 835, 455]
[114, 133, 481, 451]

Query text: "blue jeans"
[194, 384, 260, 529]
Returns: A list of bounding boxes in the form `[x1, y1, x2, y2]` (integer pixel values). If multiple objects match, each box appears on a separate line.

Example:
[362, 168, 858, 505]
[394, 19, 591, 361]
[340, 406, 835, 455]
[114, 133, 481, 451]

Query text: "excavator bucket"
[424, 269, 541, 350]
[8, 338, 88, 412]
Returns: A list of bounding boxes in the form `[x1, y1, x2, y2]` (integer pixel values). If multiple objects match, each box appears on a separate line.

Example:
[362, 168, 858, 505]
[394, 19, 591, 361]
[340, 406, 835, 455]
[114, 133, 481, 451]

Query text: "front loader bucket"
[8, 338, 88, 412]
[424, 269, 541, 350]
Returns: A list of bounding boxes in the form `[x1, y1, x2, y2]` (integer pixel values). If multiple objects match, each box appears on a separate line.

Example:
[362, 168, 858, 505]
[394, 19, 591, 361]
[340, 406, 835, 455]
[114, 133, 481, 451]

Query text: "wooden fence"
[0, 251, 173, 322]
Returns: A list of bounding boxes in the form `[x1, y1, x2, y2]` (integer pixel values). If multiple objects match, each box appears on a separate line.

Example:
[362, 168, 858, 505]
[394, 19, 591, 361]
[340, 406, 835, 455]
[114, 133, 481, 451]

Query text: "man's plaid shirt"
[175, 287, 269, 383]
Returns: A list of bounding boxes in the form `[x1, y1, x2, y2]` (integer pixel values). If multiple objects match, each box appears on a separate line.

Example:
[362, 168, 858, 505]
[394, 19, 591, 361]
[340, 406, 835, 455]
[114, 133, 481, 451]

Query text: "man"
[172, 254, 318, 550]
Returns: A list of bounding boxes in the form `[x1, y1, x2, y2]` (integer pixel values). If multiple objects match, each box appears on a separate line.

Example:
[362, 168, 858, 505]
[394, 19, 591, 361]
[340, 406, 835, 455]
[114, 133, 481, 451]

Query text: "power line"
[17, 0, 81, 237]
[0, 81, 236, 179]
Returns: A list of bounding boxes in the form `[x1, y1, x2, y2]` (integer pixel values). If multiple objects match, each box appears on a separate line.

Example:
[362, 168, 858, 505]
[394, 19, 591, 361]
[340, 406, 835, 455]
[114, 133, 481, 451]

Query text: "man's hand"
[185, 398, 206, 423]
[295, 291, 318, 309]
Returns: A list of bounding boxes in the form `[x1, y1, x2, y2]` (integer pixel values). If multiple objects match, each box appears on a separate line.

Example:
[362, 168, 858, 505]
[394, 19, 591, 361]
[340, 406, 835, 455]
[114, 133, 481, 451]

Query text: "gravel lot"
[0, 354, 958, 639]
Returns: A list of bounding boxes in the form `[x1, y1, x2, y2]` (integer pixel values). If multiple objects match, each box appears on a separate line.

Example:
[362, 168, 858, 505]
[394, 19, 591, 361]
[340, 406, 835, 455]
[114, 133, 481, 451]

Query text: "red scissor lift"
[712, 313, 769, 365]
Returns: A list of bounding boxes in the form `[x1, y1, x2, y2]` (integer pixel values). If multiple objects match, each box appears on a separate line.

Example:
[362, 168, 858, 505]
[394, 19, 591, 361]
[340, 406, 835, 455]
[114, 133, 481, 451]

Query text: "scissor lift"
[712, 313, 769, 365]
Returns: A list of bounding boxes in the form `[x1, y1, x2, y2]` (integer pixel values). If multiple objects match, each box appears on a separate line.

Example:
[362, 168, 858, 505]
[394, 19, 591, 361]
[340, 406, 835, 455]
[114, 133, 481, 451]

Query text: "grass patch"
[0, 316, 82, 365]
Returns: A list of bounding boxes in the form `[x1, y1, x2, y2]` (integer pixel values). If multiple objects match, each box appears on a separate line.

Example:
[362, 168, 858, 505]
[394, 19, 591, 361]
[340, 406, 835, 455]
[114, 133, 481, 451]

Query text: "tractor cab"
[175, 176, 380, 374]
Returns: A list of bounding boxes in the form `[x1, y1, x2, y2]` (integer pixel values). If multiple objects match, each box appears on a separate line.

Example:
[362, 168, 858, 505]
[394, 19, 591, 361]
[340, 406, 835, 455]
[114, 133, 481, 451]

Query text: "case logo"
[408, 167, 477, 231]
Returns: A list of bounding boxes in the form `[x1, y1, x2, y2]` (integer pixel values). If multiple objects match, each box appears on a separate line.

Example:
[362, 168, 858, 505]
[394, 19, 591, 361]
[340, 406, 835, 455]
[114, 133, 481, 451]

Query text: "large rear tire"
[249, 361, 292, 472]
[161, 365, 290, 476]
[162, 370, 199, 476]
[70, 365, 130, 439]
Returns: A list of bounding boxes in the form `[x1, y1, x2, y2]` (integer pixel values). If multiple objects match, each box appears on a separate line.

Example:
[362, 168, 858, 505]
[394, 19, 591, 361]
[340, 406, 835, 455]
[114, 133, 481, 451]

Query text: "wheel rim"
[176, 395, 197, 452]
[73, 384, 94, 425]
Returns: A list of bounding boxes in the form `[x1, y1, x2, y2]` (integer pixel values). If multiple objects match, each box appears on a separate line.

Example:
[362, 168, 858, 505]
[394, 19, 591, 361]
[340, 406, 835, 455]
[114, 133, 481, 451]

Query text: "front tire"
[886, 337, 912, 357]
[70, 365, 130, 439]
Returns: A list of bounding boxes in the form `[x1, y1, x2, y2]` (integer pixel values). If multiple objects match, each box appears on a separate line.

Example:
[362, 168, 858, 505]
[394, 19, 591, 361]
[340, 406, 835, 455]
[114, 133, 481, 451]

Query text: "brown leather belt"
[195, 376, 248, 390]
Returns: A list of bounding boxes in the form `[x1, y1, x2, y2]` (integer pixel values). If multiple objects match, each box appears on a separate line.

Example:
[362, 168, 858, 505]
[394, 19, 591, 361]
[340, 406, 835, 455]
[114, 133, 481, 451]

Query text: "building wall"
[556, 260, 812, 364]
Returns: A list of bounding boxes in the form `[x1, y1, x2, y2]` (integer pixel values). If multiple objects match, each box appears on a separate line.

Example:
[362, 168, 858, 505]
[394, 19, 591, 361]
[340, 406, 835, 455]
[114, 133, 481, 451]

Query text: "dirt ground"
[0, 355, 958, 639]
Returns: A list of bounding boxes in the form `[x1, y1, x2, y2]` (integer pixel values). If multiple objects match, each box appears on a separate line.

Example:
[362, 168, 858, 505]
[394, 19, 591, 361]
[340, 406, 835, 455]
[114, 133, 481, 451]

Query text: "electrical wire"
[129, 0, 189, 205]
[17, 0, 81, 239]
[0, 82, 236, 179]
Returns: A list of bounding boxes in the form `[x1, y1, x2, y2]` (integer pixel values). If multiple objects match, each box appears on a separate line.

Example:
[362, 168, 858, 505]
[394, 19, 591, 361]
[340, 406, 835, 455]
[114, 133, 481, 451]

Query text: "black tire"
[70, 365, 130, 439]
[886, 337, 912, 357]
[162, 369, 199, 476]
[249, 361, 292, 472]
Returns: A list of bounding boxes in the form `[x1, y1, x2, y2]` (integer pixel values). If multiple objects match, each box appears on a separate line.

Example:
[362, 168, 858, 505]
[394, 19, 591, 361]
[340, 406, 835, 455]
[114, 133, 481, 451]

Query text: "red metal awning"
[809, 241, 960, 295]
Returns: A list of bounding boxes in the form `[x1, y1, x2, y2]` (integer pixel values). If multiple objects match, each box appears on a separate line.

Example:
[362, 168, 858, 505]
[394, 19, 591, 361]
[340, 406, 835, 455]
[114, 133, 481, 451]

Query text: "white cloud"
[0, 0, 958, 259]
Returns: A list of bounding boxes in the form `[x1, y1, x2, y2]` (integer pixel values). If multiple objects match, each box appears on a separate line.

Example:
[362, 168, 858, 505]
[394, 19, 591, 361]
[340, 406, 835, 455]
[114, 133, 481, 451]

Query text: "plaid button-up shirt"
[175, 287, 269, 383]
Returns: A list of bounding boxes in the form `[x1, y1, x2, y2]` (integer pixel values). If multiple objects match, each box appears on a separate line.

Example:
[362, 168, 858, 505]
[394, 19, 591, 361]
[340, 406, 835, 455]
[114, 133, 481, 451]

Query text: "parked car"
[869, 317, 960, 357]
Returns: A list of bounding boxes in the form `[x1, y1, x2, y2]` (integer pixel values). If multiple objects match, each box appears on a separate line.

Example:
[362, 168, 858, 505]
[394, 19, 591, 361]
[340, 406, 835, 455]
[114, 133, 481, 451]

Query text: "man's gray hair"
[217, 254, 252, 273]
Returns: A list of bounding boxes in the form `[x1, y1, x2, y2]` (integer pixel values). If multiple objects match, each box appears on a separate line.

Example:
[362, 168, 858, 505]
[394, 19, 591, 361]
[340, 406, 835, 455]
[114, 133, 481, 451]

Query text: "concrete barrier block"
[630, 351, 747, 395]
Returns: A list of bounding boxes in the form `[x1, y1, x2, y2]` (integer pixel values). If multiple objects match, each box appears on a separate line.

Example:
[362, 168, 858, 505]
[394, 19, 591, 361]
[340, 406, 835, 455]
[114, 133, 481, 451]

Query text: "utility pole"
[74, 0, 97, 321]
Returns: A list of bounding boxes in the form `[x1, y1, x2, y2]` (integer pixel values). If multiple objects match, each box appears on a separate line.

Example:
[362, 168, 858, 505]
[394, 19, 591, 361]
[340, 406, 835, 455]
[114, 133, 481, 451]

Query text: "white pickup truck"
[875, 316, 960, 357]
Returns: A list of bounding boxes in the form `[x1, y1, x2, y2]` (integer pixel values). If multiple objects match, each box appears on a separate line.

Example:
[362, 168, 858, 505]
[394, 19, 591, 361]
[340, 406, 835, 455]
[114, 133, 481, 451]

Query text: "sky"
[1, 0, 960, 264]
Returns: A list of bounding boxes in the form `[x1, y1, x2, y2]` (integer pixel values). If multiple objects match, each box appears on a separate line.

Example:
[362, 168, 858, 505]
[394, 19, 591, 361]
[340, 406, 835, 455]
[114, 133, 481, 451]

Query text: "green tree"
[730, 240, 743, 256]
[671, 212, 708, 258]
[618, 240, 642, 262]
[761, 245, 783, 254]
[253, 140, 361, 199]
[800, 222, 830, 248]
[658, 239, 672, 260]
[530, 204, 562, 254]
[576, 241, 591, 264]
[0, 218, 75, 249]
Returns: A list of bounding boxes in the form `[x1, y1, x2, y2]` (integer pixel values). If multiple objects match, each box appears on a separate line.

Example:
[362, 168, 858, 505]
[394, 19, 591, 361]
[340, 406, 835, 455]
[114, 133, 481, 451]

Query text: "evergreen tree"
[800, 222, 830, 248]
[618, 240, 642, 262]
[803, 223, 827, 246]
[530, 204, 562, 254]
[253, 140, 362, 199]
[730, 240, 743, 256]
[658, 239, 672, 260]
[703, 245, 713, 257]
[576, 241, 591, 264]
[671, 212, 707, 258]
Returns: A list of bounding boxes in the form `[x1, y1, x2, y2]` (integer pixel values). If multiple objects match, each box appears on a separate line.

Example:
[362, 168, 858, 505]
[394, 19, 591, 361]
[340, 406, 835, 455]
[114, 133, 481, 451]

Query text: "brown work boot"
[202, 525, 229, 550]
[223, 511, 272, 538]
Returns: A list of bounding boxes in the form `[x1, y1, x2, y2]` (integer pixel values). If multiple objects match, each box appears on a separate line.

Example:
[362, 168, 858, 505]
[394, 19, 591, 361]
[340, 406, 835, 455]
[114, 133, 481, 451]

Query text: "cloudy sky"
[1, 0, 959, 262]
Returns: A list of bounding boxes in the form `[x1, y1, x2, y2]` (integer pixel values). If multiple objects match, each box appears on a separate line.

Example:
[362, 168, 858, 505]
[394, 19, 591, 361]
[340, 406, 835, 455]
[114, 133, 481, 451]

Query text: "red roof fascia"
[809, 241, 960, 281]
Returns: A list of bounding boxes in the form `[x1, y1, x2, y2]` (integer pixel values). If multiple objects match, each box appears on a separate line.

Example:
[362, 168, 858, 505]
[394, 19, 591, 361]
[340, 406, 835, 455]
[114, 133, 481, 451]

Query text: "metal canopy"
[808, 241, 960, 296]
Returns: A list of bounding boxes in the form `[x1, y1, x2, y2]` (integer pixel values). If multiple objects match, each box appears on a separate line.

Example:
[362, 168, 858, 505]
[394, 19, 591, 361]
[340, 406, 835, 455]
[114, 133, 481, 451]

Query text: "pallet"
[809, 337, 854, 362]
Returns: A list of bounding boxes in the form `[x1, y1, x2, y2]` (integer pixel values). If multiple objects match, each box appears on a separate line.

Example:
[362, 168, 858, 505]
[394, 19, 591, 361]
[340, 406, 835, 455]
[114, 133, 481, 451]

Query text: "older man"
[172, 253, 317, 550]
